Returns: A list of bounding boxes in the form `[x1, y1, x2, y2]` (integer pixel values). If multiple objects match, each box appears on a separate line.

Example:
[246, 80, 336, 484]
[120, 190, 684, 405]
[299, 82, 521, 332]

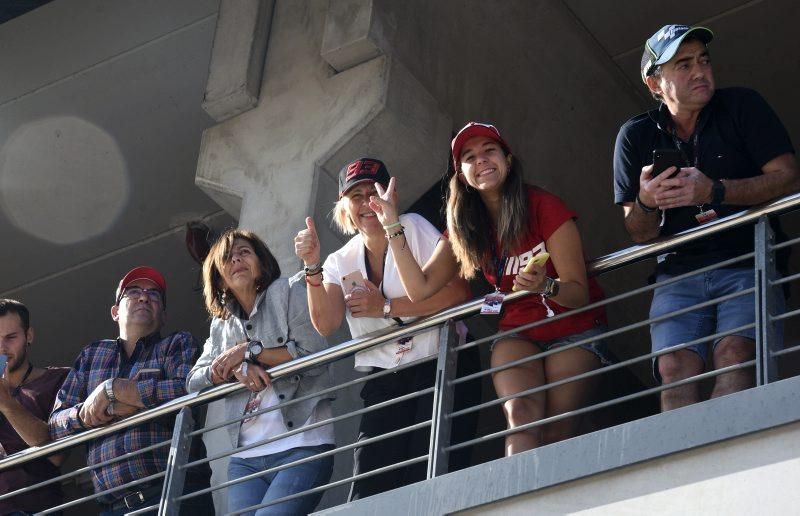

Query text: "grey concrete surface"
[317, 375, 800, 515]
[0, 0, 233, 415]
[202, 0, 274, 121]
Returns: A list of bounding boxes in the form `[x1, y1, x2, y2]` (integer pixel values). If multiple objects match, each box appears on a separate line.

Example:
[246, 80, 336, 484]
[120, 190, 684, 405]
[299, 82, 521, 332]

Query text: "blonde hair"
[331, 198, 359, 235]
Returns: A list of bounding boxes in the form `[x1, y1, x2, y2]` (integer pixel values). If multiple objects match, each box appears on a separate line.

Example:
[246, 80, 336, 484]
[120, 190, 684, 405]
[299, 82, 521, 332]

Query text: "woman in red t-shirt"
[369, 122, 610, 456]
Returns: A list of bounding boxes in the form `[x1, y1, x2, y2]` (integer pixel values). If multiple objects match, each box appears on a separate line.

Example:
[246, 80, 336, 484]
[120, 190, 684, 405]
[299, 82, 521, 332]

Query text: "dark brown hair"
[446, 153, 529, 279]
[0, 298, 30, 332]
[202, 229, 281, 319]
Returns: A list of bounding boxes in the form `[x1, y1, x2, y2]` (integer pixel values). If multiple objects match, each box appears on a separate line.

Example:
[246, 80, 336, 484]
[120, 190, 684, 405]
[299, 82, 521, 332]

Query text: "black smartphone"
[652, 149, 684, 177]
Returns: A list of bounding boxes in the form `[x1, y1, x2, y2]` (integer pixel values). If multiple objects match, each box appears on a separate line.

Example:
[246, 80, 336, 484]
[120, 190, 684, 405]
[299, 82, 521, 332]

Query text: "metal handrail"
[2, 191, 798, 473]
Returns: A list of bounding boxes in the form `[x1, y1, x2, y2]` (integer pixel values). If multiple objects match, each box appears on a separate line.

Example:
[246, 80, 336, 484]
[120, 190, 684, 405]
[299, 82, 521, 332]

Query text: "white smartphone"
[342, 270, 368, 296]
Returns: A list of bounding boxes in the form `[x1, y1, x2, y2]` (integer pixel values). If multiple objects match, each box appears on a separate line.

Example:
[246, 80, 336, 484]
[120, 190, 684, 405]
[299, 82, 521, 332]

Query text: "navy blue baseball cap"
[641, 24, 713, 82]
[338, 158, 390, 197]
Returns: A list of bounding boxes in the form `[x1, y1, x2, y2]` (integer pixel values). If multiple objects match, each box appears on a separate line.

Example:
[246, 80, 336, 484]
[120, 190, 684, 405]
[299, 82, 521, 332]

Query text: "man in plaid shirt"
[49, 266, 212, 515]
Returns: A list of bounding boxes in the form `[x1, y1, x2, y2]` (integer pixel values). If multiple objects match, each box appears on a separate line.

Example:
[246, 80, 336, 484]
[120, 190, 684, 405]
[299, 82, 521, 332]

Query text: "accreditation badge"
[480, 291, 505, 315]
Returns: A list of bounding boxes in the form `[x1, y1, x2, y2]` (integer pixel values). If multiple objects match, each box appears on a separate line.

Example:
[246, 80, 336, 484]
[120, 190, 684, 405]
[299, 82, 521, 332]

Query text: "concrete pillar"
[196, 0, 450, 274]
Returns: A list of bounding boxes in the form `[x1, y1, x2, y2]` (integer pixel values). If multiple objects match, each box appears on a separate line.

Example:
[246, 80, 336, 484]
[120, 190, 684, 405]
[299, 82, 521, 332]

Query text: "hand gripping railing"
[1, 191, 798, 510]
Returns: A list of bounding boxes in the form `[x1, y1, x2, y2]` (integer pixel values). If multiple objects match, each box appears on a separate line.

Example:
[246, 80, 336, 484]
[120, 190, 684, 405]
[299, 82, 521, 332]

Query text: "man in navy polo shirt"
[613, 25, 799, 411]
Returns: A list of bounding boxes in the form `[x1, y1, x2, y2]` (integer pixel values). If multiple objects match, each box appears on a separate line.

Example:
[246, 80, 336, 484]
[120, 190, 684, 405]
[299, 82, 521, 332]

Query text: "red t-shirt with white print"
[481, 185, 606, 342]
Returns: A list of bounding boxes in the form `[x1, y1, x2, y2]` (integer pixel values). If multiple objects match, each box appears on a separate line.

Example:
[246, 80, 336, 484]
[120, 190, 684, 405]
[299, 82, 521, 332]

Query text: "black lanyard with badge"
[672, 129, 718, 225]
[480, 242, 507, 315]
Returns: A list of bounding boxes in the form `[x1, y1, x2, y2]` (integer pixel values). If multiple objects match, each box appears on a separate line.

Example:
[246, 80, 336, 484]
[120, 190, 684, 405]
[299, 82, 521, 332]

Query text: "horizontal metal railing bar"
[179, 420, 432, 503]
[0, 440, 169, 502]
[770, 233, 800, 251]
[183, 386, 435, 469]
[770, 306, 800, 322]
[452, 287, 754, 386]
[188, 355, 436, 439]
[772, 270, 800, 286]
[0, 381, 240, 471]
[587, 192, 800, 274]
[771, 342, 800, 358]
[127, 503, 159, 515]
[449, 323, 753, 420]
[41, 470, 167, 514]
[453, 252, 753, 354]
[446, 359, 756, 453]
[229, 455, 429, 516]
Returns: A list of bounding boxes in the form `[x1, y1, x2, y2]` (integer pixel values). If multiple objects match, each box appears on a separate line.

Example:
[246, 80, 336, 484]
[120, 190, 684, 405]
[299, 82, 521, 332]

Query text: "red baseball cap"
[450, 122, 511, 170]
[115, 266, 167, 305]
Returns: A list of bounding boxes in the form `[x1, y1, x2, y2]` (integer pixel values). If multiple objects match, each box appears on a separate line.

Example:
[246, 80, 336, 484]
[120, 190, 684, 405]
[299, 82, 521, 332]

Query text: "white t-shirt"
[324, 213, 443, 371]
[232, 295, 335, 458]
[233, 389, 334, 458]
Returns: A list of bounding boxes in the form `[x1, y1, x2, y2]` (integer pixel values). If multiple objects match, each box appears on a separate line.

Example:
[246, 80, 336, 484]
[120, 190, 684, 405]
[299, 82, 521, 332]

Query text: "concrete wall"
[460, 422, 800, 515]
[0, 0, 232, 369]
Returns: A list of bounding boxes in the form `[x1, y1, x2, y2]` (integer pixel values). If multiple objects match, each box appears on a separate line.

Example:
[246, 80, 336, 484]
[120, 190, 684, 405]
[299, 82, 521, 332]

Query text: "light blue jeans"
[227, 445, 334, 515]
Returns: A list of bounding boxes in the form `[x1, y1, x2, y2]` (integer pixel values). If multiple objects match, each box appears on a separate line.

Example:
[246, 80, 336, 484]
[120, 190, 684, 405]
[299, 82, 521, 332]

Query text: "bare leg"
[711, 336, 755, 398]
[657, 349, 704, 411]
[491, 338, 545, 456]
[541, 347, 601, 445]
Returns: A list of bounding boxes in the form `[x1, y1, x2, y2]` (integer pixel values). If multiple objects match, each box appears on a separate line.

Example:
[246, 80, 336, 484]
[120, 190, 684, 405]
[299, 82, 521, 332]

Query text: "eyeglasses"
[120, 287, 163, 303]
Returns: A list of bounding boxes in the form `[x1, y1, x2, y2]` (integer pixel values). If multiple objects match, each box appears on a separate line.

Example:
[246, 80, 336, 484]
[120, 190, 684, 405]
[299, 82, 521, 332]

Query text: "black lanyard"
[671, 128, 700, 169]
[11, 363, 34, 398]
[365, 244, 403, 325]
[489, 240, 507, 292]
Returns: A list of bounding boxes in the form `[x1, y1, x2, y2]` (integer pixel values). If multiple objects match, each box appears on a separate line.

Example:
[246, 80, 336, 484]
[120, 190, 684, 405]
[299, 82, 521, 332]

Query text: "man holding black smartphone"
[48, 267, 213, 515]
[613, 24, 799, 411]
[0, 299, 69, 515]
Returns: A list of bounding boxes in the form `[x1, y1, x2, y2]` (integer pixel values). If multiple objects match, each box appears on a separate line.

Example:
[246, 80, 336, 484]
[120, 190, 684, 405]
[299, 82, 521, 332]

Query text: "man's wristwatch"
[383, 298, 392, 319]
[244, 340, 264, 363]
[711, 179, 726, 205]
[103, 378, 116, 403]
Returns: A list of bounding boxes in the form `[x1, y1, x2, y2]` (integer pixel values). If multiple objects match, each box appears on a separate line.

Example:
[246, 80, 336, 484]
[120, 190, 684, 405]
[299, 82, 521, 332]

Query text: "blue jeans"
[227, 445, 334, 515]
[649, 268, 784, 380]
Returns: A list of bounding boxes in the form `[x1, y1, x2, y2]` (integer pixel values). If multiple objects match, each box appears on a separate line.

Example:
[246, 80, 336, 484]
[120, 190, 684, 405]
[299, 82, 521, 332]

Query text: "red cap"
[115, 266, 167, 304]
[451, 122, 511, 170]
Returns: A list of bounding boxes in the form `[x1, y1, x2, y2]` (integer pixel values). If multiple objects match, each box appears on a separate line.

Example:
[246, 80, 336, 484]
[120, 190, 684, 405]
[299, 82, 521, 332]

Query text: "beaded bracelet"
[387, 228, 405, 240]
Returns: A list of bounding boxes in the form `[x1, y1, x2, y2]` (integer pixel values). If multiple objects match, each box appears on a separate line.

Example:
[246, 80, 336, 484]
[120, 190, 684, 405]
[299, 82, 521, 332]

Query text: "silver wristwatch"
[103, 378, 116, 403]
[244, 340, 264, 363]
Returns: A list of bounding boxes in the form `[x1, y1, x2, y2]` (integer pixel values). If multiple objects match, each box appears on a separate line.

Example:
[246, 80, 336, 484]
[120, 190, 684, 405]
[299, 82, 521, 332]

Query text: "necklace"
[12, 363, 34, 398]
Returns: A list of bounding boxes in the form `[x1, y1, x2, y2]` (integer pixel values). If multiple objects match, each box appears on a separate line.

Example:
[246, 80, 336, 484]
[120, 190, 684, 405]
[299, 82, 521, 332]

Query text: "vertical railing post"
[754, 216, 779, 385]
[158, 406, 194, 516]
[427, 320, 459, 479]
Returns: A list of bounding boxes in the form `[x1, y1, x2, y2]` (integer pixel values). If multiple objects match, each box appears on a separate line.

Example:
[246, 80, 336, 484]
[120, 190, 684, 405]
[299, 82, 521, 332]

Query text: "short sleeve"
[613, 122, 641, 205]
[532, 189, 576, 242]
[323, 251, 343, 287]
[402, 213, 442, 264]
[735, 89, 795, 168]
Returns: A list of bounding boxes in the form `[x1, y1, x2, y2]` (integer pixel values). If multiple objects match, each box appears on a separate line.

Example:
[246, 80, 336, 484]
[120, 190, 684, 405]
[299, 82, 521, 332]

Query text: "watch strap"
[103, 378, 116, 403]
[711, 179, 726, 205]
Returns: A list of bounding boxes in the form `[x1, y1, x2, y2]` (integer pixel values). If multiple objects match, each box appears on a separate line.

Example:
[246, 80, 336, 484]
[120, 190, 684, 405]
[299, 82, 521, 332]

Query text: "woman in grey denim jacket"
[186, 229, 335, 515]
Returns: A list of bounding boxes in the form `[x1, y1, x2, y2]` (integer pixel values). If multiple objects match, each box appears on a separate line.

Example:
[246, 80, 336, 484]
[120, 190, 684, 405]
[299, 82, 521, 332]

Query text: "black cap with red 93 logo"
[338, 158, 390, 198]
